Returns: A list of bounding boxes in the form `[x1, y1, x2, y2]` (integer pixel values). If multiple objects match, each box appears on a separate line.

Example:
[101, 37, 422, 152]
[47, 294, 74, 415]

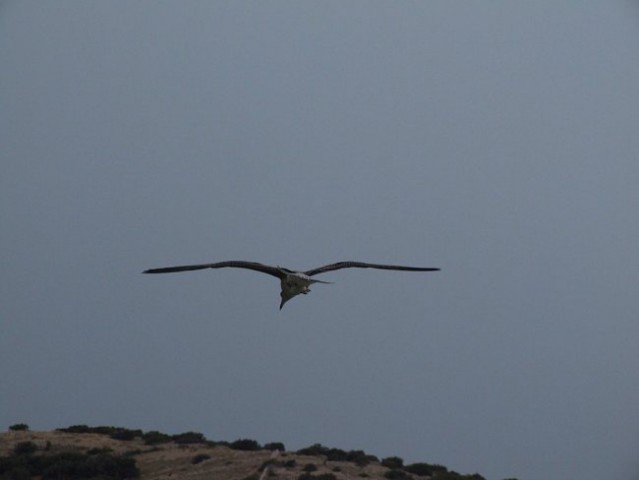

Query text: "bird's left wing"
[304, 261, 440, 277]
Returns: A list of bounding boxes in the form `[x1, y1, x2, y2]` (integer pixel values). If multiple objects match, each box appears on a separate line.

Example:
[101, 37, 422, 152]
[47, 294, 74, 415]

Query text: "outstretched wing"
[143, 260, 285, 279]
[304, 261, 440, 277]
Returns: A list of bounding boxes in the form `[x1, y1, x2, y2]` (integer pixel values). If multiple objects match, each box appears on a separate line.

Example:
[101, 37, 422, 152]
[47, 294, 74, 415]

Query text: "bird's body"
[143, 260, 440, 309]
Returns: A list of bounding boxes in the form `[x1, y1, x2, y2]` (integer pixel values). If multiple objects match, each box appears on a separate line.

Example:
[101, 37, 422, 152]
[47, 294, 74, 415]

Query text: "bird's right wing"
[304, 261, 440, 277]
[143, 260, 285, 279]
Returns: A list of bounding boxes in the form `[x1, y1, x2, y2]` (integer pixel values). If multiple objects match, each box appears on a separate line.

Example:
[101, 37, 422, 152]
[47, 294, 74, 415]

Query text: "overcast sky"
[1, 2, 638, 480]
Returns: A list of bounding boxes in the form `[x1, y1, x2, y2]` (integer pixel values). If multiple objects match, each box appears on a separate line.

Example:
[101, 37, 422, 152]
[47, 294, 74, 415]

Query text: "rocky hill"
[0, 425, 489, 480]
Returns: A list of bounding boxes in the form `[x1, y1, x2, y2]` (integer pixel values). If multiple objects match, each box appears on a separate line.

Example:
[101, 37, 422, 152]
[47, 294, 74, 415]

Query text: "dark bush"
[83, 453, 139, 478]
[403, 462, 447, 476]
[303, 463, 318, 472]
[384, 469, 413, 479]
[9, 424, 30, 432]
[55, 425, 142, 440]
[41, 452, 138, 479]
[0, 452, 25, 474]
[263, 441, 285, 451]
[142, 430, 172, 445]
[124, 449, 145, 457]
[344, 450, 377, 466]
[324, 448, 347, 461]
[110, 428, 142, 441]
[297, 444, 375, 466]
[297, 444, 330, 456]
[191, 453, 211, 464]
[172, 431, 207, 444]
[88, 447, 114, 455]
[57, 424, 91, 434]
[297, 474, 337, 480]
[14, 441, 38, 456]
[0, 448, 140, 480]
[382, 456, 404, 469]
[4, 465, 31, 480]
[230, 438, 261, 451]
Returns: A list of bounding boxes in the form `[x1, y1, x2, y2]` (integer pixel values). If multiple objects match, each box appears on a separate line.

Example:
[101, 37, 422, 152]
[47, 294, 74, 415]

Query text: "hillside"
[0, 425, 489, 480]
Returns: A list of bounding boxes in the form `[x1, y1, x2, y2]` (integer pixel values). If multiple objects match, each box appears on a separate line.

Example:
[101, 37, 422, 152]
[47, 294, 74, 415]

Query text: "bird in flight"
[143, 260, 440, 309]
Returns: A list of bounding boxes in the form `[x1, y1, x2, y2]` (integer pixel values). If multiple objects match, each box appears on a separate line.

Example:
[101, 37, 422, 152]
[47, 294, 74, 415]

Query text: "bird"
[143, 260, 440, 309]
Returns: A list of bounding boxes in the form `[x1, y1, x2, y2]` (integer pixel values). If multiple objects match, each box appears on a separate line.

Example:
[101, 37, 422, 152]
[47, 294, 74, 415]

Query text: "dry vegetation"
[0, 425, 488, 480]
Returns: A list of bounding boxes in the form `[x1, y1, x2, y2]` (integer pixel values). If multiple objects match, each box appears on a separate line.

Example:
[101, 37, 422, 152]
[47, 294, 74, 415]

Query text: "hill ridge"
[0, 424, 490, 480]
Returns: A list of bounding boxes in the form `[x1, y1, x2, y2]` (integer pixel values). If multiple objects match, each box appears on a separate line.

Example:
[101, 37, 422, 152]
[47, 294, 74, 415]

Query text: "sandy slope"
[0, 430, 394, 480]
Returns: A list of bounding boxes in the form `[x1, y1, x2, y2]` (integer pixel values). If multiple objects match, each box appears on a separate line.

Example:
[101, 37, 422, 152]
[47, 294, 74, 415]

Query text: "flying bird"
[143, 260, 440, 309]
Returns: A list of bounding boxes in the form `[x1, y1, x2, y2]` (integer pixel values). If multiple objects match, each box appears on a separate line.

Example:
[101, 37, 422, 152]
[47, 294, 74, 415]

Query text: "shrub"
[55, 425, 142, 439]
[88, 447, 114, 455]
[0, 450, 140, 480]
[172, 431, 207, 444]
[83, 453, 139, 478]
[382, 456, 404, 469]
[9, 424, 29, 432]
[230, 439, 261, 451]
[298, 474, 337, 480]
[325, 448, 347, 461]
[142, 430, 172, 445]
[110, 428, 142, 441]
[403, 462, 447, 477]
[124, 449, 145, 457]
[41, 452, 139, 479]
[345, 450, 377, 466]
[4, 465, 30, 480]
[384, 469, 413, 479]
[57, 424, 91, 434]
[264, 441, 285, 451]
[297, 444, 330, 456]
[191, 453, 211, 464]
[303, 463, 318, 472]
[13, 442, 37, 456]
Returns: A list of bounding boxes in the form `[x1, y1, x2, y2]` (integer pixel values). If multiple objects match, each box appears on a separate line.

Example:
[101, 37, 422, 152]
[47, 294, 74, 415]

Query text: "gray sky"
[1, 2, 638, 479]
